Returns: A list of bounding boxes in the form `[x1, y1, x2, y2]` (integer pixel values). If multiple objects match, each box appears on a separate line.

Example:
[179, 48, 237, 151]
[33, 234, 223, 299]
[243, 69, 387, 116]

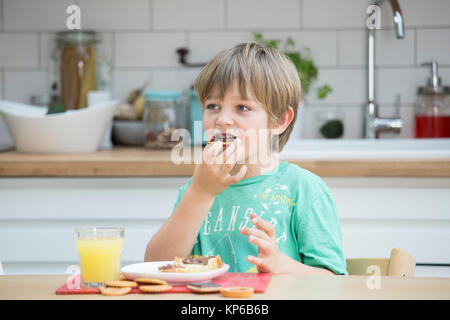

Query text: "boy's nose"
[215, 111, 234, 127]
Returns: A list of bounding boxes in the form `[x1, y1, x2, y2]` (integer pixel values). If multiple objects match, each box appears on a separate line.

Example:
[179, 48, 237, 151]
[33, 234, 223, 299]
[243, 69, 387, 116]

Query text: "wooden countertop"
[0, 147, 449, 177]
[1, 274, 450, 300]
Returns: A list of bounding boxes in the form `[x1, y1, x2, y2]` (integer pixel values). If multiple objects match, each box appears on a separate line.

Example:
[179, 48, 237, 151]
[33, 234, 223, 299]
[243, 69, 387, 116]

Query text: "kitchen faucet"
[365, 0, 404, 139]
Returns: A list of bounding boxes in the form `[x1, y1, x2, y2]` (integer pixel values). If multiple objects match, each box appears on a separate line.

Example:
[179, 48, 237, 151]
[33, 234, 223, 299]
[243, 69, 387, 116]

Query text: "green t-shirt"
[171, 161, 348, 275]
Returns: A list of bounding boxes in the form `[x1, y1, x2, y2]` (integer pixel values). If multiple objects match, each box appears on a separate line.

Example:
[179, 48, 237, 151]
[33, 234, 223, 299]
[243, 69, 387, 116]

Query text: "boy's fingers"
[204, 141, 223, 158]
[222, 141, 237, 165]
[251, 215, 276, 238]
[248, 235, 271, 253]
[247, 255, 268, 271]
[226, 165, 247, 185]
[203, 141, 225, 165]
[240, 226, 269, 241]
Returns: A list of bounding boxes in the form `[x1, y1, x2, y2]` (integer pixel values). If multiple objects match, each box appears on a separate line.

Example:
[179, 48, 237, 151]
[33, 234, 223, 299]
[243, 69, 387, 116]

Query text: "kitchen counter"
[0, 147, 449, 177]
[1, 274, 450, 300]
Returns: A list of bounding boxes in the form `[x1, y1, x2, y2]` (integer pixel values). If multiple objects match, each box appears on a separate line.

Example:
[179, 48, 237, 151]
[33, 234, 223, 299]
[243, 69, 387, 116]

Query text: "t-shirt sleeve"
[296, 191, 348, 275]
[170, 177, 193, 214]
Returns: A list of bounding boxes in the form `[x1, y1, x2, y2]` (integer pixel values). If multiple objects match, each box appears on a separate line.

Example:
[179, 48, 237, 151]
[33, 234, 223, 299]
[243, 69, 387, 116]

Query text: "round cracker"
[100, 286, 131, 296]
[220, 287, 254, 298]
[104, 280, 138, 288]
[139, 284, 172, 293]
[134, 278, 167, 285]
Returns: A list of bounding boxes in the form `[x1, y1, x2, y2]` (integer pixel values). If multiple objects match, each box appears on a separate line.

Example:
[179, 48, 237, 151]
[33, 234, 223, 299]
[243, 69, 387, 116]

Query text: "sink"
[280, 139, 450, 159]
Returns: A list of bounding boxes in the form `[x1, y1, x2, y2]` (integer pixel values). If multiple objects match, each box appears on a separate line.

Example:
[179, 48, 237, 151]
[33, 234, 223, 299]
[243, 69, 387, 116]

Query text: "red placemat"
[55, 273, 272, 295]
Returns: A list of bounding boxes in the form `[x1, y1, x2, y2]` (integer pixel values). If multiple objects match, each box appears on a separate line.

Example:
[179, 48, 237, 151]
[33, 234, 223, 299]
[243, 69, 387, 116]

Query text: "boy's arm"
[276, 254, 335, 275]
[144, 184, 214, 261]
[145, 139, 247, 262]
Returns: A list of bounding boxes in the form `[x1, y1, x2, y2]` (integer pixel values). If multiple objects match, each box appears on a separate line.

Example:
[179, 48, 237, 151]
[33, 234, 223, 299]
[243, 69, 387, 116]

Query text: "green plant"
[253, 32, 332, 100]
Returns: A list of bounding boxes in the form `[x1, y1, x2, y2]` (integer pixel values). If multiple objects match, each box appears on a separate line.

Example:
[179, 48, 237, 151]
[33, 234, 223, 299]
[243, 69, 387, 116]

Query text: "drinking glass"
[75, 226, 124, 288]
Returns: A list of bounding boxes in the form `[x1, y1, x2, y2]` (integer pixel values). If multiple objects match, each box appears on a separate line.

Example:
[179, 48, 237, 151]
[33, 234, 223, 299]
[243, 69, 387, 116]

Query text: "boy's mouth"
[208, 133, 237, 144]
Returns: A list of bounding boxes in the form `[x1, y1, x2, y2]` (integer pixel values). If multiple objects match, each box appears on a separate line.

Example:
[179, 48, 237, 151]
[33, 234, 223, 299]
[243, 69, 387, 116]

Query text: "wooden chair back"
[346, 248, 416, 277]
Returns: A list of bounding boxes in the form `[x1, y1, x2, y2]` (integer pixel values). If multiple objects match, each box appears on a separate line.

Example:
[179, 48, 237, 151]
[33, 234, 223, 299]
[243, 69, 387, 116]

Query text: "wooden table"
[1, 274, 450, 300]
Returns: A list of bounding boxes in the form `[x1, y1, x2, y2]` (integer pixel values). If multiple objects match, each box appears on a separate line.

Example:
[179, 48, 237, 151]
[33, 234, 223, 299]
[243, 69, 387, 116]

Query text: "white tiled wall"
[0, 0, 449, 142]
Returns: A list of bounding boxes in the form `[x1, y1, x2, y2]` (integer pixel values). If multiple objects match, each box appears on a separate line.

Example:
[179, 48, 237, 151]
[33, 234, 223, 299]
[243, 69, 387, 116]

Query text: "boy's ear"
[271, 106, 295, 135]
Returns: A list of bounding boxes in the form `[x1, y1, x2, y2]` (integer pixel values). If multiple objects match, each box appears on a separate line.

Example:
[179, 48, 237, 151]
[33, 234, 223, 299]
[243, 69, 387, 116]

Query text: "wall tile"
[375, 29, 415, 66]
[188, 32, 253, 63]
[3, 0, 73, 31]
[417, 29, 450, 66]
[378, 67, 450, 106]
[153, 0, 224, 30]
[263, 31, 337, 67]
[303, 0, 450, 29]
[79, 0, 150, 30]
[306, 68, 366, 105]
[0, 0, 3, 30]
[303, 0, 370, 29]
[4, 71, 48, 103]
[0, 71, 3, 98]
[115, 32, 186, 68]
[112, 70, 151, 102]
[377, 68, 427, 105]
[339, 31, 365, 66]
[152, 68, 202, 92]
[227, 0, 300, 29]
[339, 29, 415, 67]
[400, 0, 450, 27]
[0, 33, 39, 68]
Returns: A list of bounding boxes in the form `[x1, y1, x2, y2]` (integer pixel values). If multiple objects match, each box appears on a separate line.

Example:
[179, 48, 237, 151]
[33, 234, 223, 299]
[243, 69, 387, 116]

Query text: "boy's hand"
[190, 138, 247, 198]
[240, 212, 283, 273]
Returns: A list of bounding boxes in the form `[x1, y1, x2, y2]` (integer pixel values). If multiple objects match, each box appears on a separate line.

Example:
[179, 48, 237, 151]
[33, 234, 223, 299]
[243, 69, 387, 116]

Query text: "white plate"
[121, 261, 229, 284]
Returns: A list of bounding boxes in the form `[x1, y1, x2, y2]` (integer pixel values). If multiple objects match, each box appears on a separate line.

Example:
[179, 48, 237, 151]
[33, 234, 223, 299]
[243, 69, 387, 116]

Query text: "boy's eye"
[238, 105, 250, 112]
[206, 104, 219, 110]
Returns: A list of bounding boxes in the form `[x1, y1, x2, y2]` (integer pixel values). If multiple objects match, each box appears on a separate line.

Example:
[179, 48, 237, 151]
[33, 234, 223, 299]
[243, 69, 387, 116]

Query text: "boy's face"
[203, 81, 275, 164]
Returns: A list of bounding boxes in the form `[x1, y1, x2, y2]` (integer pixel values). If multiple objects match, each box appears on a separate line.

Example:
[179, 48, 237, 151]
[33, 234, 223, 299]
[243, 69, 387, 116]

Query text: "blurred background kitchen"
[0, 0, 449, 277]
[0, 0, 449, 146]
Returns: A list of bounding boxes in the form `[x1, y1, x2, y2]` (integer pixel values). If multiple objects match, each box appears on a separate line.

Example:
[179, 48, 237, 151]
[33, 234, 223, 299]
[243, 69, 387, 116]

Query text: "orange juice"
[76, 237, 124, 286]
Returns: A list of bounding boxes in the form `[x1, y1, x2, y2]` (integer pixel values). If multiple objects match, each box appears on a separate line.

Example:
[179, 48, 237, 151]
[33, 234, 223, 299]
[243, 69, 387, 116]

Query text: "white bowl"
[0, 100, 118, 153]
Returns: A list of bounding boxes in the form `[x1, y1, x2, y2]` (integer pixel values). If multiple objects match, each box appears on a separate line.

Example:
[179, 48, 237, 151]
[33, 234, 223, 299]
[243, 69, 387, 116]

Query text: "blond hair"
[193, 42, 302, 151]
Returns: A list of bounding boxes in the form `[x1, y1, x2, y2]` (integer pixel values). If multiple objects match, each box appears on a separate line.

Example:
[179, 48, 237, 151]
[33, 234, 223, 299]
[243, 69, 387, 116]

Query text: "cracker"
[139, 284, 172, 293]
[134, 278, 167, 285]
[220, 287, 254, 298]
[99, 286, 131, 296]
[104, 280, 138, 288]
[187, 282, 221, 293]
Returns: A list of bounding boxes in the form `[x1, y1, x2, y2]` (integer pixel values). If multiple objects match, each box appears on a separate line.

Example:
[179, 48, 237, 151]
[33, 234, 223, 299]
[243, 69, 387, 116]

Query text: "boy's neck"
[230, 155, 281, 180]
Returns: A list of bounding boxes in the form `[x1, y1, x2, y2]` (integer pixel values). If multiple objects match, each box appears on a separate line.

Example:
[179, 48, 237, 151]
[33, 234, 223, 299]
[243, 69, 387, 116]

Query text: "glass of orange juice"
[75, 226, 125, 288]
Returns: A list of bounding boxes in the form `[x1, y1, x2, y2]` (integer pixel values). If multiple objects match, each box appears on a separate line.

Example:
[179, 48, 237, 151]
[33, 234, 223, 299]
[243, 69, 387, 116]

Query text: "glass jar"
[52, 30, 98, 109]
[415, 61, 450, 138]
[143, 91, 188, 149]
[415, 88, 450, 138]
[315, 107, 345, 139]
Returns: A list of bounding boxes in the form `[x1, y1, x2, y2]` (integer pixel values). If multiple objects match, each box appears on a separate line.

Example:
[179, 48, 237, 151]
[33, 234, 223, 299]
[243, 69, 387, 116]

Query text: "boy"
[145, 42, 347, 275]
